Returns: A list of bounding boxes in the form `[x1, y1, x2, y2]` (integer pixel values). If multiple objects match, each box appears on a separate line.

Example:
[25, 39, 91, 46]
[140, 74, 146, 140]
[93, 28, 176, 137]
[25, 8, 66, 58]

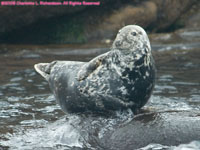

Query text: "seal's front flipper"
[34, 61, 57, 81]
[77, 52, 108, 81]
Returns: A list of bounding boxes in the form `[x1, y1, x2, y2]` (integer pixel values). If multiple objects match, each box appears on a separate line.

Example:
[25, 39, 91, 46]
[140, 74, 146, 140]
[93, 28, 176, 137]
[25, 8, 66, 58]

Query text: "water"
[0, 28, 200, 149]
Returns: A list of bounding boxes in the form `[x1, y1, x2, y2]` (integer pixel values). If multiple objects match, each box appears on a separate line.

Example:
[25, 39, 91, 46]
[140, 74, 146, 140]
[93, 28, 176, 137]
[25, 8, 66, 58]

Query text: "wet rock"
[2, 111, 200, 149]
[99, 111, 200, 149]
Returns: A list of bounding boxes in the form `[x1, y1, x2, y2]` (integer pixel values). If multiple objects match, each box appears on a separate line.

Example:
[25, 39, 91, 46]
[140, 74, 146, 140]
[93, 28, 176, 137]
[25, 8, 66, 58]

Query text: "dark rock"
[100, 111, 200, 149]
[87, 0, 198, 41]
[0, 4, 85, 33]
[0, 0, 198, 43]
[152, 0, 198, 32]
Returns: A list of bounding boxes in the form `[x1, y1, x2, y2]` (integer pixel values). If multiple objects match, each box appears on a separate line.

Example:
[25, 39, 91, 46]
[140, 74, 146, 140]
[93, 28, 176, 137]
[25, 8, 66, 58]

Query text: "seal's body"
[34, 25, 156, 114]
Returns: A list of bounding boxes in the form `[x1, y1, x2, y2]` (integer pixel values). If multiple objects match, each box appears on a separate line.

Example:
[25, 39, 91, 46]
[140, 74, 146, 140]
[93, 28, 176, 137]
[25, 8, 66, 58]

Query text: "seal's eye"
[131, 32, 137, 36]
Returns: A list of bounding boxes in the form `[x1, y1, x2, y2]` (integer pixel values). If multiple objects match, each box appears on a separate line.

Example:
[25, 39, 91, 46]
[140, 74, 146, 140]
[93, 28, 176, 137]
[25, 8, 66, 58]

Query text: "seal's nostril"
[115, 41, 121, 47]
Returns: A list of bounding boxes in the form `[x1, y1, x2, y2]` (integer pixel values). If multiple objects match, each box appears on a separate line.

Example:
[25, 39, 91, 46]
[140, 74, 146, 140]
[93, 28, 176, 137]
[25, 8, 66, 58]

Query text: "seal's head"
[112, 25, 150, 52]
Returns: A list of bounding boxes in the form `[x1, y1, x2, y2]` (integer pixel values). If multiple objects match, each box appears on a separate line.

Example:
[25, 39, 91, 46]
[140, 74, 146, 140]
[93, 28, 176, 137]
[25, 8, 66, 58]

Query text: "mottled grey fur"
[34, 25, 156, 114]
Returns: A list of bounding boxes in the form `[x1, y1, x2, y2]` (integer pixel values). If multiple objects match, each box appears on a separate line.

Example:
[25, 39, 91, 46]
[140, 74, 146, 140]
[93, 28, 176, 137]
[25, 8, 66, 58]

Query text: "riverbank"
[0, 0, 199, 44]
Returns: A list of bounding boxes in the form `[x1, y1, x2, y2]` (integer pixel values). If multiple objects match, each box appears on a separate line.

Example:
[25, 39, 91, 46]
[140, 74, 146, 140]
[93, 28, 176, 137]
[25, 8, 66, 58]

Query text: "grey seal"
[34, 25, 156, 114]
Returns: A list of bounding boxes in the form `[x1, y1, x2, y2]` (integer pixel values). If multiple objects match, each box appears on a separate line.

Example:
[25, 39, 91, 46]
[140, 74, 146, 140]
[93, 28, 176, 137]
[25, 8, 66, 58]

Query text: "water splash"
[1, 117, 84, 149]
[138, 141, 200, 150]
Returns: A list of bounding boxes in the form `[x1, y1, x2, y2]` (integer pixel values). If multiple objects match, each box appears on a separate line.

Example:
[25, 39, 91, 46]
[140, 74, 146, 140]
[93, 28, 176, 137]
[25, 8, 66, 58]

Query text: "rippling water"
[0, 29, 200, 149]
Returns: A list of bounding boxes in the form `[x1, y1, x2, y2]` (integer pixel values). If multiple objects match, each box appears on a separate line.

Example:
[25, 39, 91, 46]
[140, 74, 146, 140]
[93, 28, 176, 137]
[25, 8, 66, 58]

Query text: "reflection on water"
[0, 29, 200, 149]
